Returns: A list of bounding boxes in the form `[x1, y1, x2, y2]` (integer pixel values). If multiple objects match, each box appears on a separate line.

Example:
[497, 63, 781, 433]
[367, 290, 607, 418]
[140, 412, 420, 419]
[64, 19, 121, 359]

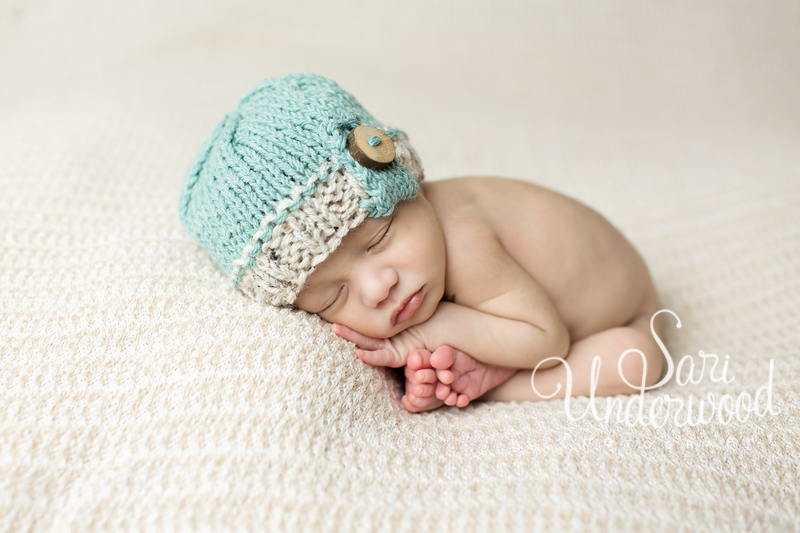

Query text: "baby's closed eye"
[321, 286, 346, 313]
[367, 218, 393, 252]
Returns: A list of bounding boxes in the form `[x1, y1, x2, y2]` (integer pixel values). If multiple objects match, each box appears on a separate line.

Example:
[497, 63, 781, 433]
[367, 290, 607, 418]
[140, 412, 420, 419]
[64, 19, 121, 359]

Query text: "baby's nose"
[360, 267, 398, 308]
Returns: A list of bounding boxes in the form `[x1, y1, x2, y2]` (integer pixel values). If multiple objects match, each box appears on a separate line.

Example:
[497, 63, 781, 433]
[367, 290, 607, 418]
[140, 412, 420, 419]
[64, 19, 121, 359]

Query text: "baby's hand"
[330, 324, 428, 368]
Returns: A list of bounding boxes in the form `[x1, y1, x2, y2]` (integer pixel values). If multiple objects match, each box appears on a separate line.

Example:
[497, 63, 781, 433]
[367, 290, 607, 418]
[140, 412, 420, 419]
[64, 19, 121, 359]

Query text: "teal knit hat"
[179, 74, 424, 306]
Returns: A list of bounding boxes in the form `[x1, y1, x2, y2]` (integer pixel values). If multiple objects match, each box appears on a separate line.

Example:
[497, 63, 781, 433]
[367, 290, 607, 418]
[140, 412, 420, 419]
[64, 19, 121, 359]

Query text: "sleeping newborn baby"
[180, 74, 666, 412]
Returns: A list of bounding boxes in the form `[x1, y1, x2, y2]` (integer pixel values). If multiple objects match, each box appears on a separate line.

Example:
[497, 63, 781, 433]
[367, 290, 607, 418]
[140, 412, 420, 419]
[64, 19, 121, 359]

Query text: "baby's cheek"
[361, 320, 399, 340]
[331, 311, 381, 339]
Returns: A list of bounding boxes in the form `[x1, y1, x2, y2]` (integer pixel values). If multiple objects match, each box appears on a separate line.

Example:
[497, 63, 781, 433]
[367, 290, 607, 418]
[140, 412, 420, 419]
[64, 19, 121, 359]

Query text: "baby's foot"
[401, 349, 445, 413]
[431, 346, 518, 407]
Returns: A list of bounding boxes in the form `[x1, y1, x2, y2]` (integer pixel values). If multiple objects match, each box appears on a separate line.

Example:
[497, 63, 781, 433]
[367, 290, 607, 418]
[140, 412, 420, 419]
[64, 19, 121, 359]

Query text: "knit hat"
[179, 74, 424, 306]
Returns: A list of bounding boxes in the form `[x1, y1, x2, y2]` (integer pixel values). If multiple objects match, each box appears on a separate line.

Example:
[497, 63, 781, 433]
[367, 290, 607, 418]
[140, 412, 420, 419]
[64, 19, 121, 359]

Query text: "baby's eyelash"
[323, 286, 344, 312]
[369, 219, 393, 251]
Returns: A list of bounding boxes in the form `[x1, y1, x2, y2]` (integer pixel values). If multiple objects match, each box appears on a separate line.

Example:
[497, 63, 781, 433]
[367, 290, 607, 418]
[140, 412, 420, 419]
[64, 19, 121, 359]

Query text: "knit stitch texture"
[179, 74, 422, 306]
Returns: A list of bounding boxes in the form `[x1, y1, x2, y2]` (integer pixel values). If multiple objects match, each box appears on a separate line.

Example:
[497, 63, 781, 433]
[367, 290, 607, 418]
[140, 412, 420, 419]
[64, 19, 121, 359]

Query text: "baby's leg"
[480, 303, 664, 402]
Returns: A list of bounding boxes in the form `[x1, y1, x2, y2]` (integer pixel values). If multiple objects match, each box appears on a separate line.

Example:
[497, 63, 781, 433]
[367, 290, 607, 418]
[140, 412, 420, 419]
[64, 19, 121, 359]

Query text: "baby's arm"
[420, 297, 567, 369]
[338, 236, 570, 371]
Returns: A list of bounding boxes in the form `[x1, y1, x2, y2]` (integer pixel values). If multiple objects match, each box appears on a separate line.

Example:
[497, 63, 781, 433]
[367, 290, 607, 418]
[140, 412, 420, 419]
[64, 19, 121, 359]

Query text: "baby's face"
[294, 193, 446, 339]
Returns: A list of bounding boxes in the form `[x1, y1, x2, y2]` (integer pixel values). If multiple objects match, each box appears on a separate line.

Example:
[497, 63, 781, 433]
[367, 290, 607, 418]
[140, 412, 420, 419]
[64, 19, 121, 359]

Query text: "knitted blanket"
[2, 1, 798, 531]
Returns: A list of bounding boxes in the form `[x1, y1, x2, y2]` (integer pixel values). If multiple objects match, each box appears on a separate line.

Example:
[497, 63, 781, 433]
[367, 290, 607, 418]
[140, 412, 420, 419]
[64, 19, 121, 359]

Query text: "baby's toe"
[409, 382, 435, 398]
[436, 369, 455, 385]
[414, 369, 438, 384]
[435, 382, 452, 401]
[430, 345, 456, 370]
[402, 395, 424, 412]
[443, 391, 458, 406]
[402, 393, 443, 413]
[406, 349, 432, 371]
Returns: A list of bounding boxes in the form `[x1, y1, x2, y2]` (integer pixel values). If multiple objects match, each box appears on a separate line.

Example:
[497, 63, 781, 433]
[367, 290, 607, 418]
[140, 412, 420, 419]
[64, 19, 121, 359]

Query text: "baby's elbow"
[535, 320, 570, 370]
[551, 321, 571, 360]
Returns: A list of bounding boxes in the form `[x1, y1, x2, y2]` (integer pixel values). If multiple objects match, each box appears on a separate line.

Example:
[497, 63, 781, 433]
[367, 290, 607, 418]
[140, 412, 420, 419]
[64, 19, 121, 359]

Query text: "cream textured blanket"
[2, 1, 799, 531]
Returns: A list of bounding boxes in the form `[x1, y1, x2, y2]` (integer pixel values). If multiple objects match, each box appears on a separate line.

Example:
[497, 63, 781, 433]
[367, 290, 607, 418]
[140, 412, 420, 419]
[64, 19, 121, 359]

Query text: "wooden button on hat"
[347, 125, 396, 169]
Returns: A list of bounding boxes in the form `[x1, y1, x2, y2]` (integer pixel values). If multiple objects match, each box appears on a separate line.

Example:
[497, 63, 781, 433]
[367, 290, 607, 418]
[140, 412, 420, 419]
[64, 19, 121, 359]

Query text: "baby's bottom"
[480, 290, 665, 402]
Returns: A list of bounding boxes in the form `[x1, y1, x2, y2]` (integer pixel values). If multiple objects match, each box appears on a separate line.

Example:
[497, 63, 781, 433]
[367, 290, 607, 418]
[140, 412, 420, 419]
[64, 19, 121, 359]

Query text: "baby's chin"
[384, 307, 437, 338]
[355, 323, 411, 340]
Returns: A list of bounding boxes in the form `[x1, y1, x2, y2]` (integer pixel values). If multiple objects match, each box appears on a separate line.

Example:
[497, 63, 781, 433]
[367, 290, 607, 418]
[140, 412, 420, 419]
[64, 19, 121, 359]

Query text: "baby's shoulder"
[424, 176, 596, 238]
[423, 177, 555, 233]
[423, 179, 520, 302]
[422, 178, 494, 240]
[423, 177, 506, 220]
[421, 177, 479, 214]
[423, 176, 556, 212]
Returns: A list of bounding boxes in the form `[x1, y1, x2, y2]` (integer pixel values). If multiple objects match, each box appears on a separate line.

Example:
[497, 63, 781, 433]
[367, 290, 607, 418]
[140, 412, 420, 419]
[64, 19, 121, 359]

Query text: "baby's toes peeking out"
[401, 350, 445, 412]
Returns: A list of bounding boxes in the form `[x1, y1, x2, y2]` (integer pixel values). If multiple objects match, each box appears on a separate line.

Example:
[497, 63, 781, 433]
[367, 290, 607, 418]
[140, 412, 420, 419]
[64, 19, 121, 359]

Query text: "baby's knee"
[614, 328, 663, 390]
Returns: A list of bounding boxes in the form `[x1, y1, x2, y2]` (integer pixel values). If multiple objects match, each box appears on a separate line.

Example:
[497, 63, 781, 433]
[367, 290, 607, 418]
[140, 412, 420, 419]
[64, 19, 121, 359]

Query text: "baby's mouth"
[392, 289, 424, 326]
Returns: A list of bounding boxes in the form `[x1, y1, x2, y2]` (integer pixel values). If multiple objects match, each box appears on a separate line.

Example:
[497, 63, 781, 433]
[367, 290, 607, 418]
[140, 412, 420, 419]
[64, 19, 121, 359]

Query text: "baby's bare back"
[423, 177, 655, 342]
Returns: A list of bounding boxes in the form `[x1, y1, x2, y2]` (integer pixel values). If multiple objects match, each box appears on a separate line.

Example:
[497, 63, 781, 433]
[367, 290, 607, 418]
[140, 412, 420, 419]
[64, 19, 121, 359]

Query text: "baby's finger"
[356, 348, 406, 368]
[331, 324, 384, 351]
